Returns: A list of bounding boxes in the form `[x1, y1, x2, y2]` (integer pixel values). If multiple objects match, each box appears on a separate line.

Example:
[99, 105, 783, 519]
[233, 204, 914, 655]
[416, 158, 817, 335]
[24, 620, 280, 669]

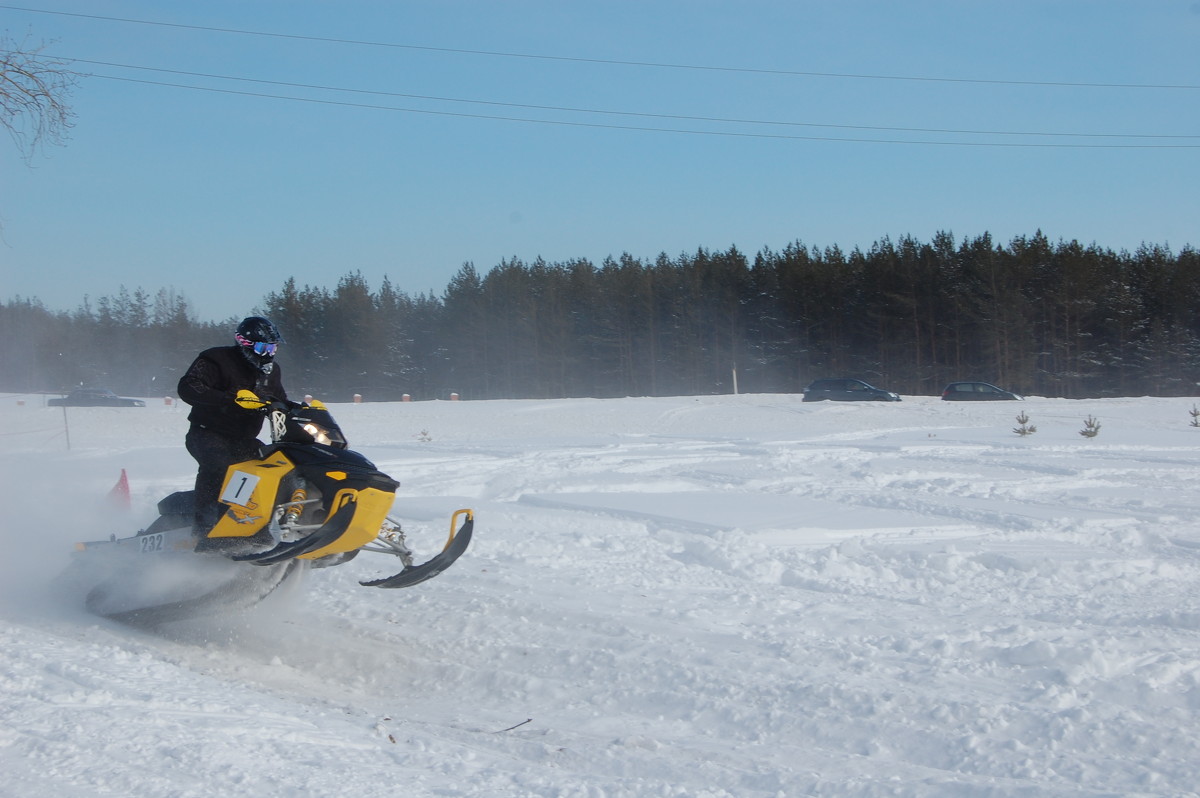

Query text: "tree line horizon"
[3, 229, 1199, 402]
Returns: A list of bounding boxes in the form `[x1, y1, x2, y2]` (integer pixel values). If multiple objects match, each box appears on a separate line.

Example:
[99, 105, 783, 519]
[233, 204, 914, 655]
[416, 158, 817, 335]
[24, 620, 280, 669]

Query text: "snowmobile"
[72, 396, 473, 624]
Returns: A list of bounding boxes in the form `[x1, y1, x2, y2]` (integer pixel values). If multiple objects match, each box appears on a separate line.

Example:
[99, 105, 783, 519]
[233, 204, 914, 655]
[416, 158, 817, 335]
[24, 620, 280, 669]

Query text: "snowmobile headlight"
[301, 422, 333, 446]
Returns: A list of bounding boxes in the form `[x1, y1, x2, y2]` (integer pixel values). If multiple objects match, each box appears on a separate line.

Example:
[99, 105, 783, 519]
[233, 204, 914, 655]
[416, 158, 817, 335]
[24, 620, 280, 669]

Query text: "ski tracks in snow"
[5, 394, 1200, 795]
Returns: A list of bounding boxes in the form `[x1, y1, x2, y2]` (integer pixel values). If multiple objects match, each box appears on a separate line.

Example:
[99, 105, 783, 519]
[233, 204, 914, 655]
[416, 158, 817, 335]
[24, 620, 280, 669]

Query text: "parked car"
[802, 378, 901, 402]
[941, 381, 1023, 401]
[47, 388, 146, 407]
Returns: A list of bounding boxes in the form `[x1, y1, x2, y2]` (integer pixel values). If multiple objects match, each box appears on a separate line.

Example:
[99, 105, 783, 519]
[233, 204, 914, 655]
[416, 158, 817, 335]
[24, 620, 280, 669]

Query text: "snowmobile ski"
[360, 509, 474, 588]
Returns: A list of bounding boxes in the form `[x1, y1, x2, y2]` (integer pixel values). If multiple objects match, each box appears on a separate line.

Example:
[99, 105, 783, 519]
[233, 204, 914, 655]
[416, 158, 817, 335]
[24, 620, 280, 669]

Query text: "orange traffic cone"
[107, 468, 131, 511]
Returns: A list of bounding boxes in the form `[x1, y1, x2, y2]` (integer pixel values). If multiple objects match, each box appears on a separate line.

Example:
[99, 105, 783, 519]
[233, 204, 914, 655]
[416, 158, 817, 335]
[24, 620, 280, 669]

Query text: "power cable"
[69, 57, 1200, 141]
[5, 4, 1199, 91]
[88, 73, 1200, 148]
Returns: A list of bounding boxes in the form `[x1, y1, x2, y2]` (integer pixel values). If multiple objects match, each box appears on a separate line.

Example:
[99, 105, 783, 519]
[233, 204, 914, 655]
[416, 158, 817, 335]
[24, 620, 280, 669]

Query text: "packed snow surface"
[3, 392, 1200, 797]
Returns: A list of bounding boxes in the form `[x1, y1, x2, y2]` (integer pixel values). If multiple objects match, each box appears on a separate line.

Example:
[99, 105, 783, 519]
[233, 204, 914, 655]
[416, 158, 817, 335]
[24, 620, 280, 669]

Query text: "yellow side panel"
[208, 453, 293, 538]
[300, 487, 396, 559]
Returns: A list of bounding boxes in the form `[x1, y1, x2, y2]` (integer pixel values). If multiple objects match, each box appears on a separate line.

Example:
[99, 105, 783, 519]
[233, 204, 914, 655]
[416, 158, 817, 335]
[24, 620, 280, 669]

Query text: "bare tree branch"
[1, 35, 77, 159]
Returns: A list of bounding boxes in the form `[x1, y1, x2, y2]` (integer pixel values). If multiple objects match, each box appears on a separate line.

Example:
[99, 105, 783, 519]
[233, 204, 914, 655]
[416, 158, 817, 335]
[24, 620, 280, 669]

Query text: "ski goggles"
[236, 334, 279, 356]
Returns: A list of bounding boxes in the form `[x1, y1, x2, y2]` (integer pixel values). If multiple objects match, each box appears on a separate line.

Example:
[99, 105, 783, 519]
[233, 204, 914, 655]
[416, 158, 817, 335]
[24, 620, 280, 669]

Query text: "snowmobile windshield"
[281, 407, 347, 448]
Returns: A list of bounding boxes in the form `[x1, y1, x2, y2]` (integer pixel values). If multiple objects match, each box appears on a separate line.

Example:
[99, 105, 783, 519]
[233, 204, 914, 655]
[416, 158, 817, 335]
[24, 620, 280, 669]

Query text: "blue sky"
[2, 1, 1198, 323]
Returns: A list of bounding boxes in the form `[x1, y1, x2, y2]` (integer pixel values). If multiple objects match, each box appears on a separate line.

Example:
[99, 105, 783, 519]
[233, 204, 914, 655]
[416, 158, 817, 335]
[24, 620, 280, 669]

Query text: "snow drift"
[2, 392, 1199, 797]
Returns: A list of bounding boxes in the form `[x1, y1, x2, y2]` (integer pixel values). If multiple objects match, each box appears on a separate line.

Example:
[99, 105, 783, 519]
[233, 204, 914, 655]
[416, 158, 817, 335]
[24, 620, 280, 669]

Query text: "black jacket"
[177, 345, 288, 440]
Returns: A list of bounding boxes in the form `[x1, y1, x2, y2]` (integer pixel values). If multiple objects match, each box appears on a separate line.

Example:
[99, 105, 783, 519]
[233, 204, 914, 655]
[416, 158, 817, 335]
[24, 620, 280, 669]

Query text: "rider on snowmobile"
[178, 316, 289, 540]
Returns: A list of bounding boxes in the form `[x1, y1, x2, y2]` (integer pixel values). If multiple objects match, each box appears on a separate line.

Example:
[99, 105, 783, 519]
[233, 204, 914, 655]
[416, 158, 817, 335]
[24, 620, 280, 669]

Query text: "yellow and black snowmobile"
[73, 397, 473, 624]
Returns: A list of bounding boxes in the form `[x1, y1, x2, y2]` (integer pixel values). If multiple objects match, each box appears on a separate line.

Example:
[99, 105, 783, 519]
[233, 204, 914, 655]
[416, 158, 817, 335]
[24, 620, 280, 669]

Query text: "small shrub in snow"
[1079, 415, 1101, 438]
[1013, 411, 1037, 436]
[1191, 404, 1200, 427]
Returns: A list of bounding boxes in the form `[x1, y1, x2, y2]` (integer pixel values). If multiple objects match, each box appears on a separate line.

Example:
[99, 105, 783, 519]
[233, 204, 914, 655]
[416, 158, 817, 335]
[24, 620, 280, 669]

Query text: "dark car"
[802, 378, 901, 402]
[48, 388, 146, 407]
[941, 381, 1023, 401]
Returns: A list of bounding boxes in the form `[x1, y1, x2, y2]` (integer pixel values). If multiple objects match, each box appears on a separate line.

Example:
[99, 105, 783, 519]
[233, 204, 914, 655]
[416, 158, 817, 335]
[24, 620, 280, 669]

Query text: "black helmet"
[235, 316, 283, 372]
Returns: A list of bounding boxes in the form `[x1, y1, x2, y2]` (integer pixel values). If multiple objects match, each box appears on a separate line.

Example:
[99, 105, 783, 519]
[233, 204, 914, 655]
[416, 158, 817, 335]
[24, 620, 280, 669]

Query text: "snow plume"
[0, 399, 193, 613]
[2, 393, 1200, 796]
[1, 454, 111, 611]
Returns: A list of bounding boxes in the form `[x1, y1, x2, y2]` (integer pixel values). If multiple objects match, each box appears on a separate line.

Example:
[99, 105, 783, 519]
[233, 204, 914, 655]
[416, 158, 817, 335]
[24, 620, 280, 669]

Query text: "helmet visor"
[236, 334, 278, 356]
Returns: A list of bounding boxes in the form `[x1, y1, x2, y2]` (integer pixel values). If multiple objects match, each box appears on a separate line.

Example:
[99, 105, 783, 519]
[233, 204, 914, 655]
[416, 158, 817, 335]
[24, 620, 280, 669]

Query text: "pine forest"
[4, 231, 1199, 402]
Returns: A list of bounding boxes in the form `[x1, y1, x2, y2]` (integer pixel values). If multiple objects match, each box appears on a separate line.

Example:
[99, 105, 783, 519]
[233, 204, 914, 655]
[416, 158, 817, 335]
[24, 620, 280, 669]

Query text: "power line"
[88, 73, 1200, 149]
[68, 58, 1200, 142]
[6, 4, 1200, 91]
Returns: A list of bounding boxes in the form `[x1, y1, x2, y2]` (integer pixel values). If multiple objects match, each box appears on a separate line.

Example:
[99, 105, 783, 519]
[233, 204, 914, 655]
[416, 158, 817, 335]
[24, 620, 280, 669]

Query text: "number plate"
[220, 470, 261, 507]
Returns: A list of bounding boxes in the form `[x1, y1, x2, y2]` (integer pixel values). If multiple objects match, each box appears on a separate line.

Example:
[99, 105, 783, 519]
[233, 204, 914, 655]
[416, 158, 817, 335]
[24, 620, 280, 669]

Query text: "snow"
[3, 392, 1200, 797]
